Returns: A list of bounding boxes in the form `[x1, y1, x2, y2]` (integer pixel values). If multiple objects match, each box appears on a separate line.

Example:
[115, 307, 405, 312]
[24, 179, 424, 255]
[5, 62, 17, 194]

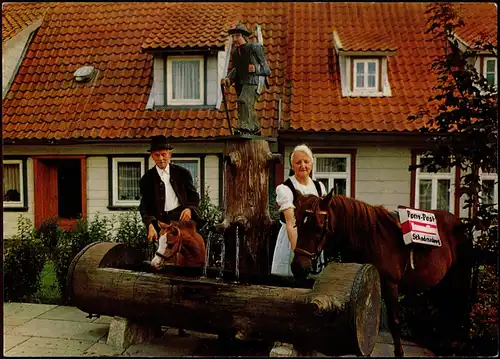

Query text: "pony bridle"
[155, 234, 182, 261]
[294, 209, 330, 274]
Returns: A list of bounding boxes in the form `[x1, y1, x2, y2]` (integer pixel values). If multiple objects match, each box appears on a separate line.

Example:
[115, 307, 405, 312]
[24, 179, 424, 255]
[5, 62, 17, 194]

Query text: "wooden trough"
[67, 241, 381, 356]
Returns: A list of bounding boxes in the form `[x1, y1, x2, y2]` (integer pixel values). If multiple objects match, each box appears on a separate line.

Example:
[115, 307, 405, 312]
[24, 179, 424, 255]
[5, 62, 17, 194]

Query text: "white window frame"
[170, 157, 201, 192]
[312, 154, 351, 197]
[112, 157, 146, 207]
[166, 56, 204, 106]
[483, 57, 497, 87]
[479, 169, 498, 209]
[353, 58, 379, 92]
[415, 155, 455, 213]
[3, 159, 24, 208]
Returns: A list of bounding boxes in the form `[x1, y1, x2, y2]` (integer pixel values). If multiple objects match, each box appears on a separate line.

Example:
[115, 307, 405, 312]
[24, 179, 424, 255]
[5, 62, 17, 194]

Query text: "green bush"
[36, 216, 60, 252]
[113, 209, 153, 259]
[53, 213, 113, 302]
[4, 216, 46, 302]
[197, 187, 223, 240]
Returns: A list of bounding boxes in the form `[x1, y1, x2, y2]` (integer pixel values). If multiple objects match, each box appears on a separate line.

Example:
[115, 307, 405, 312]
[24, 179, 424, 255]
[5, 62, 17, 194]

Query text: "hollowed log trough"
[67, 241, 381, 356]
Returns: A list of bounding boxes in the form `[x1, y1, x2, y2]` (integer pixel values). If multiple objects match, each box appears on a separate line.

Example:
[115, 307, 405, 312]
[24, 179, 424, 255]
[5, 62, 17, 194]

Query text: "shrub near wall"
[53, 214, 113, 303]
[4, 216, 46, 302]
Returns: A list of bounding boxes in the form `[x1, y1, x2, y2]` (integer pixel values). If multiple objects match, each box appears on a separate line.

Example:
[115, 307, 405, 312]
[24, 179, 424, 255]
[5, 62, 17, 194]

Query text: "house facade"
[2, 2, 497, 239]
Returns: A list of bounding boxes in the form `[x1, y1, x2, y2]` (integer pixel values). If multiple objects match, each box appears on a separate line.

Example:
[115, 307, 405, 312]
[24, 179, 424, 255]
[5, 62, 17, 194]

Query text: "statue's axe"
[220, 83, 234, 136]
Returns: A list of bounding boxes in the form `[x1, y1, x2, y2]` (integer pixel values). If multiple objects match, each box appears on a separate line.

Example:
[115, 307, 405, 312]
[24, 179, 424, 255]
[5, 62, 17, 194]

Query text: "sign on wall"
[398, 206, 442, 247]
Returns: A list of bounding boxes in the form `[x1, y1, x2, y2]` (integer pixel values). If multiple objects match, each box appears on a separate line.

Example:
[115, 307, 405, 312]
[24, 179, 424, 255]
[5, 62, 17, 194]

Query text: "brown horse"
[151, 220, 206, 269]
[291, 192, 473, 357]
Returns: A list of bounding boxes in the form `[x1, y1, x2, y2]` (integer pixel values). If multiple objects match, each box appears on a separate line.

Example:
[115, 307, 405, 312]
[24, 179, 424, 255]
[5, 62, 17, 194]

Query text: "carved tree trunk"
[221, 138, 280, 278]
[68, 242, 381, 356]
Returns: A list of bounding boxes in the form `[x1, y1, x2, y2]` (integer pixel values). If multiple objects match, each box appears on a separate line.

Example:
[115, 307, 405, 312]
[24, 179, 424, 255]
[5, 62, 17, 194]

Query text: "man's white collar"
[156, 164, 170, 175]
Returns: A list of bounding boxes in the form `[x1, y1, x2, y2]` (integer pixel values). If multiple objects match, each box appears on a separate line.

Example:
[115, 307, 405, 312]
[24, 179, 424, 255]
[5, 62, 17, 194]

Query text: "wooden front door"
[33, 156, 87, 230]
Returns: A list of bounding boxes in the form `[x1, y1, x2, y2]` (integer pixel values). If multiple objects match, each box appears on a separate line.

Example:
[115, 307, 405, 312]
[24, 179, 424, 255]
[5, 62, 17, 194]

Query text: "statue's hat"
[228, 23, 251, 37]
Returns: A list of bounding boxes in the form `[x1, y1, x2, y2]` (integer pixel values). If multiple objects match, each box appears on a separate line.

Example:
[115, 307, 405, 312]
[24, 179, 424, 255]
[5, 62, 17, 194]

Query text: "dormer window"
[484, 57, 497, 87]
[166, 56, 204, 106]
[332, 30, 395, 98]
[353, 59, 379, 92]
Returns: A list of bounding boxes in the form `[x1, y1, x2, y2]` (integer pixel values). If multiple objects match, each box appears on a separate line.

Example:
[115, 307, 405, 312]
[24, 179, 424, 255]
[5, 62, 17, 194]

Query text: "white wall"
[356, 147, 411, 210]
[283, 145, 412, 211]
[3, 143, 223, 239]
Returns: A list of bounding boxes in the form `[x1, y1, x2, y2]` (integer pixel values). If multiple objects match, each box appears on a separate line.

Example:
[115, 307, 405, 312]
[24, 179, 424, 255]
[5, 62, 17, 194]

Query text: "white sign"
[398, 207, 442, 247]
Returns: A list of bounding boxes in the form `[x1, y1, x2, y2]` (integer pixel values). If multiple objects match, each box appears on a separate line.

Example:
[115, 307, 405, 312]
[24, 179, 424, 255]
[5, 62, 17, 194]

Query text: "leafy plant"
[406, 3, 498, 355]
[53, 213, 113, 302]
[113, 209, 153, 259]
[197, 186, 223, 240]
[4, 216, 46, 302]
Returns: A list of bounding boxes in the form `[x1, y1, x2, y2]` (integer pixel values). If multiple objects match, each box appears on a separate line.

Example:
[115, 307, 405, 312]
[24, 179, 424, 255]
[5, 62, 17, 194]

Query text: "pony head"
[151, 221, 183, 269]
[291, 190, 334, 280]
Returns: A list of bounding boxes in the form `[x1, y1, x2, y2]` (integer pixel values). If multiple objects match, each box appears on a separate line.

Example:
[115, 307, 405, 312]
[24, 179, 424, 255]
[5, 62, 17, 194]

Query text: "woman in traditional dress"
[271, 144, 327, 277]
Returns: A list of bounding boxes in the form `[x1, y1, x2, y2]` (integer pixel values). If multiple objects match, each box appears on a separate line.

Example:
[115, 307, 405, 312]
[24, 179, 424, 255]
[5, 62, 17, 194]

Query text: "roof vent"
[73, 66, 95, 82]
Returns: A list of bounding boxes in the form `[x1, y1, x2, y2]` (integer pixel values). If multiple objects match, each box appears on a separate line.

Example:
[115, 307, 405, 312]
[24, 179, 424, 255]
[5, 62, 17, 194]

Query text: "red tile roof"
[142, 3, 239, 50]
[2, 2, 496, 141]
[2, 2, 52, 42]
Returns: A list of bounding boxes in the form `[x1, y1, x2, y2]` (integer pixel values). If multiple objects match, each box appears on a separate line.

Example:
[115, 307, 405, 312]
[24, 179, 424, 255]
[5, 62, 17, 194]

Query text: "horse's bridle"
[293, 209, 331, 274]
[155, 236, 181, 261]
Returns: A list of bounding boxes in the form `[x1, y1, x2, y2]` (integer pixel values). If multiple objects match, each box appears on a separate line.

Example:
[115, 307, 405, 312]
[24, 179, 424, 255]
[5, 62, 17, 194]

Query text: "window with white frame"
[353, 59, 379, 91]
[171, 158, 201, 191]
[312, 155, 351, 196]
[479, 168, 498, 208]
[166, 56, 204, 106]
[112, 158, 145, 207]
[483, 57, 497, 87]
[415, 156, 455, 212]
[3, 159, 25, 208]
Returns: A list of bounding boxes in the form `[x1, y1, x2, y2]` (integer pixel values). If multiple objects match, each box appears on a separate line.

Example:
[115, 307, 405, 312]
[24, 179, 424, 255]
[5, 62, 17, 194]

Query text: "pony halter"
[294, 210, 330, 274]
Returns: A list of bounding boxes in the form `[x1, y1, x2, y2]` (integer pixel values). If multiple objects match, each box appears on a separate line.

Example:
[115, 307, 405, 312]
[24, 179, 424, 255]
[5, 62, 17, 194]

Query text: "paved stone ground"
[3, 302, 435, 357]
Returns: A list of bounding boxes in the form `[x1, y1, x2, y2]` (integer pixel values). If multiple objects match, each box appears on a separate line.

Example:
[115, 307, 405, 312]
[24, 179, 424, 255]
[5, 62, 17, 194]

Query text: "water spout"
[235, 224, 240, 282]
[202, 232, 212, 277]
[218, 230, 225, 279]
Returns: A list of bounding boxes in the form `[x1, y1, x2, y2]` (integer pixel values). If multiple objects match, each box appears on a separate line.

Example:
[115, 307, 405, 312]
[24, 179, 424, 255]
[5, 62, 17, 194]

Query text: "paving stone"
[82, 342, 127, 356]
[3, 303, 57, 319]
[38, 305, 97, 322]
[377, 331, 420, 346]
[4, 315, 35, 326]
[123, 332, 203, 356]
[92, 315, 113, 325]
[4, 337, 94, 356]
[11, 318, 109, 342]
[403, 345, 435, 357]
[3, 334, 31, 352]
[3, 325, 22, 334]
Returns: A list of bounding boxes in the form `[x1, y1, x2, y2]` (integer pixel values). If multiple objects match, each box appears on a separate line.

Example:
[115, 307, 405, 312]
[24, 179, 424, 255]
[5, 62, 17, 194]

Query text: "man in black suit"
[139, 135, 200, 242]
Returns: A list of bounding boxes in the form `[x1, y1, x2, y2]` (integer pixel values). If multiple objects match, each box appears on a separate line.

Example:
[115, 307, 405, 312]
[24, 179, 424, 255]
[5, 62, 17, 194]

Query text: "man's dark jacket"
[139, 163, 200, 228]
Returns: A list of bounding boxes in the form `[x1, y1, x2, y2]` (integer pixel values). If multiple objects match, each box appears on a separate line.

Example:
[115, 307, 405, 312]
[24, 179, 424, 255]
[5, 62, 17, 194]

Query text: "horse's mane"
[168, 220, 197, 231]
[299, 195, 400, 255]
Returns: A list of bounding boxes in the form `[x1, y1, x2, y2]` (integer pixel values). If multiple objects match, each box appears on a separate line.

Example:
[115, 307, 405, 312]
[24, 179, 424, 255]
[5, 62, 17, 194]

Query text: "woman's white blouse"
[276, 176, 327, 213]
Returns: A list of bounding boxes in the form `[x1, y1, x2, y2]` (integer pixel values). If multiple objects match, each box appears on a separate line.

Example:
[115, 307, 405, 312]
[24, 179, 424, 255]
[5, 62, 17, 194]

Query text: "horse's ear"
[158, 221, 169, 230]
[320, 189, 333, 209]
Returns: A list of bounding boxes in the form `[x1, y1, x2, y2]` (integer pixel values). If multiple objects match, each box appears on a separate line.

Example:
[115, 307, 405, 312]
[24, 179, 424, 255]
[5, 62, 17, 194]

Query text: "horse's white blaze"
[151, 233, 168, 268]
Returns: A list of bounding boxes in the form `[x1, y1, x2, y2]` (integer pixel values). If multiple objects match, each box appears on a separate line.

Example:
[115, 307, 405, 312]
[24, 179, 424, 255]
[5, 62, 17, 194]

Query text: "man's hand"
[148, 223, 158, 242]
[248, 64, 255, 73]
[179, 208, 192, 222]
[221, 78, 231, 87]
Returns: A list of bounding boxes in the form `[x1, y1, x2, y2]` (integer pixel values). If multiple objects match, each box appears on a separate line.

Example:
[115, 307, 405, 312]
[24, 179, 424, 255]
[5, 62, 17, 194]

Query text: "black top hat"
[148, 135, 173, 152]
[228, 23, 251, 37]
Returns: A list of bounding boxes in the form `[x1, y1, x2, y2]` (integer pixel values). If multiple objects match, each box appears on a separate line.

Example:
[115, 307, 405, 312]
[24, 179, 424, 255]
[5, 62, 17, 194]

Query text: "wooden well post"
[219, 136, 282, 278]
